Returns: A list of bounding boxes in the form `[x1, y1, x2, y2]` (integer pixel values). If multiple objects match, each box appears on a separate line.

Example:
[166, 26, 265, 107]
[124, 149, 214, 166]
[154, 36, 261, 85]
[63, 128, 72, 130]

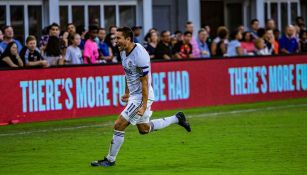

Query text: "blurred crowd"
[0, 16, 306, 68]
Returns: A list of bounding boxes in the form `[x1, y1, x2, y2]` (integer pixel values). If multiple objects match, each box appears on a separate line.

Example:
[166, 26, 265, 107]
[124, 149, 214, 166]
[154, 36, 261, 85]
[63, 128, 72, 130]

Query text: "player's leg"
[107, 116, 129, 162]
[91, 116, 129, 167]
[136, 101, 191, 134]
[150, 112, 191, 132]
[136, 123, 151, 134]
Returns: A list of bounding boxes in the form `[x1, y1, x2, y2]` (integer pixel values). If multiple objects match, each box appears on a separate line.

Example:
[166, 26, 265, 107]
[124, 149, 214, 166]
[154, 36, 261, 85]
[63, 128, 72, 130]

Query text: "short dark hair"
[184, 31, 192, 36]
[300, 29, 307, 39]
[161, 30, 170, 37]
[47, 23, 60, 33]
[198, 28, 206, 34]
[174, 30, 182, 35]
[266, 18, 274, 23]
[1, 25, 12, 34]
[88, 25, 99, 32]
[26, 35, 37, 44]
[186, 21, 193, 26]
[251, 19, 259, 25]
[117, 27, 134, 41]
[66, 23, 75, 29]
[49, 23, 59, 29]
[296, 16, 304, 22]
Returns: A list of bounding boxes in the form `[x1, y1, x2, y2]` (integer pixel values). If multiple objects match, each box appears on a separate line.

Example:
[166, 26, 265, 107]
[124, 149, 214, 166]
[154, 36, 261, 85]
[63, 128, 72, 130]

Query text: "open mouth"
[116, 44, 123, 51]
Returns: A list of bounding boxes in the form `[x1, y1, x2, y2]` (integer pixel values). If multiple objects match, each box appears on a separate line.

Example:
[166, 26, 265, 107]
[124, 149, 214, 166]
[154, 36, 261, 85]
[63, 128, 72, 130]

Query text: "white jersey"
[121, 43, 155, 101]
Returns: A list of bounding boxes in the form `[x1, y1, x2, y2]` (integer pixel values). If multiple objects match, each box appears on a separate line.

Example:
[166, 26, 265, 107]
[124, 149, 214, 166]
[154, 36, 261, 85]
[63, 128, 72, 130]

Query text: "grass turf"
[0, 98, 307, 175]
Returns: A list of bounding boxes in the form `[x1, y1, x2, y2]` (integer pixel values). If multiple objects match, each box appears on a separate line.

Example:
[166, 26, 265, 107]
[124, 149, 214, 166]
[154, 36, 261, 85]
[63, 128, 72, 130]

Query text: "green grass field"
[1, 98, 307, 175]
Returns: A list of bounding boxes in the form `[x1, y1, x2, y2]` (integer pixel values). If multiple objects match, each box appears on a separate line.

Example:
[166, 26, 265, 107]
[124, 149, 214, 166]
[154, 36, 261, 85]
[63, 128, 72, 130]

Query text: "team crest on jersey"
[128, 60, 133, 67]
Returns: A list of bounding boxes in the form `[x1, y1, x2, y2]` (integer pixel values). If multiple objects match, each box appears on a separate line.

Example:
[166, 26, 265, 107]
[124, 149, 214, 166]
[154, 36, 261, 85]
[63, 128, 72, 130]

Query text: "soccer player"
[91, 27, 191, 167]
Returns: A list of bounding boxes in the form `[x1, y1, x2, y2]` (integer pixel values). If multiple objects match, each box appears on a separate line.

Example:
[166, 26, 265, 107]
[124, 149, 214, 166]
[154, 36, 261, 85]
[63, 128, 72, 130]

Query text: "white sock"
[150, 115, 178, 132]
[106, 130, 124, 162]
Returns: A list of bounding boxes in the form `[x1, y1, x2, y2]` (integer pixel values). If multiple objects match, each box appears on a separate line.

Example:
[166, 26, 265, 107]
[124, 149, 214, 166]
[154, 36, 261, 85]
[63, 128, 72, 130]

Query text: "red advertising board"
[0, 55, 306, 124]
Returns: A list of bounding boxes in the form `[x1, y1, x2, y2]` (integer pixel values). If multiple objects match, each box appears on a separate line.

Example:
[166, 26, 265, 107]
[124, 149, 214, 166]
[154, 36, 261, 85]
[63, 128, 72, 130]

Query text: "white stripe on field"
[0, 103, 306, 137]
[0, 122, 113, 137]
[188, 103, 307, 118]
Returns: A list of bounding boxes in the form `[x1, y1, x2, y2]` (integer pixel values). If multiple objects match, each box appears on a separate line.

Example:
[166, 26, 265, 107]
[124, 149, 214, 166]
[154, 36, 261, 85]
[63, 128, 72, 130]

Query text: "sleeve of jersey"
[136, 49, 150, 77]
[138, 66, 149, 77]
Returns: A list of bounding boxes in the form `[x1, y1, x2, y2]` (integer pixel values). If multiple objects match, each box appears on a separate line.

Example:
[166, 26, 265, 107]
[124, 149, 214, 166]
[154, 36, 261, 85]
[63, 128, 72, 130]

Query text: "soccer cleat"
[176, 112, 191, 132]
[91, 157, 115, 167]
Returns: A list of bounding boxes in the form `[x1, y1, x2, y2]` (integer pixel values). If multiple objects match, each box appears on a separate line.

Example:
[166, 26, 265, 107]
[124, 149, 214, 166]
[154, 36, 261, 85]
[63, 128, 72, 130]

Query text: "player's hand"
[137, 106, 146, 116]
[121, 94, 129, 102]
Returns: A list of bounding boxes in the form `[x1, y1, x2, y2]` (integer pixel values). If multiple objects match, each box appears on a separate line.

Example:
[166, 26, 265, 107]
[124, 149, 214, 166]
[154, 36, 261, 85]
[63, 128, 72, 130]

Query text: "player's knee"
[138, 128, 150, 135]
[114, 120, 125, 131]
[113, 123, 120, 130]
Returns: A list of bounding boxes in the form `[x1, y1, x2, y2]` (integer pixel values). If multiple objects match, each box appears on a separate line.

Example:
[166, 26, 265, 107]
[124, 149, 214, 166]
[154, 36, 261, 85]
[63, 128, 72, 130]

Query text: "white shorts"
[121, 99, 153, 125]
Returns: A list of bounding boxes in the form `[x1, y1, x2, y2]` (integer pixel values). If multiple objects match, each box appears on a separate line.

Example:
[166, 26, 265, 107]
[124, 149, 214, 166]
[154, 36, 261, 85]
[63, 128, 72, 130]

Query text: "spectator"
[226, 29, 243, 57]
[196, 29, 210, 58]
[211, 26, 229, 57]
[84, 25, 99, 64]
[109, 26, 117, 34]
[266, 19, 276, 30]
[143, 28, 158, 46]
[173, 31, 193, 59]
[299, 30, 307, 53]
[0, 30, 3, 54]
[0, 26, 23, 53]
[257, 28, 266, 39]
[76, 25, 86, 50]
[145, 30, 159, 59]
[254, 38, 271, 56]
[67, 23, 76, 36]
[264, 29, 278, 55]
[238, 25, 245, 33]
[20, 35, 48, 68]
[0, 42, 23, 68]
[65, 33, 83, 65]
[39, 23, 60, 52]
[98, 28, 113, 63]
[43, 36, 64, 66]
[185, 21, 200, 58]
[66, 23, 76, 45]
[0, 30, 3, 42]
[60, 31, 69, 54]
[296, 16, 305, 31]
[105, 33, 120, 63]
[279, 25, 299, 54]
[250, 19, 260, 39]
[273, 29, 281, 40]
[132, 26, 142, 43]
[170, 35, 178, 48]
[294, 25, 301, 39]
[174, 30, 183, 42]
[204, 25, 211, 34]
[241, 31, 255, 55]
[155, 30, 172, 60]
[90, 18, 100, 27]
[204, 25, 213, 52]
